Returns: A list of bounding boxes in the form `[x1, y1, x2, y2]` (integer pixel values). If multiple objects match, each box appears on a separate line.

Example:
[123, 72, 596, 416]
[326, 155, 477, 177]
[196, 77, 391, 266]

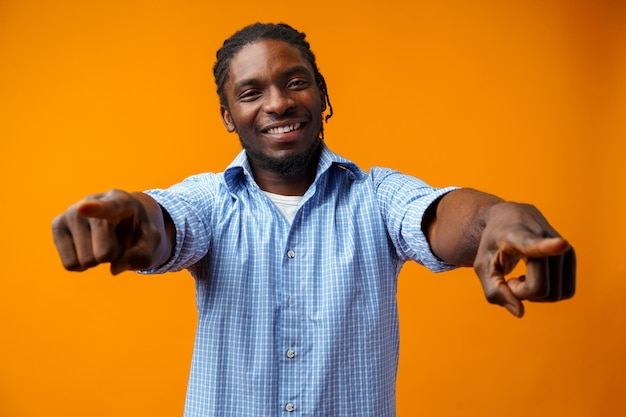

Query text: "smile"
[265, 122, 302, 134]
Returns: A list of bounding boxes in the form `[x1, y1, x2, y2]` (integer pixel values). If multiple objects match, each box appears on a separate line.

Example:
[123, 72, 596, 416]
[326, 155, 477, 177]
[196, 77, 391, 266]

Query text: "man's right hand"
[52, 190, 173, 275]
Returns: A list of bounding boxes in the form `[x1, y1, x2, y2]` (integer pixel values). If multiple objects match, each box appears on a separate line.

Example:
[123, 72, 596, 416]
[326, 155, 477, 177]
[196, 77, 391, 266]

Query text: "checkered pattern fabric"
[143, 144, 456, 416]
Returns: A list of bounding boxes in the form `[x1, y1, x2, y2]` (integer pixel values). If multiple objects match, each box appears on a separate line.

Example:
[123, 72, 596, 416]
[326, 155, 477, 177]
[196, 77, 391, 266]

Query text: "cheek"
[304, 93, 323, 120]
[314, 95, 326, 122]
[230, 108, 257, 130]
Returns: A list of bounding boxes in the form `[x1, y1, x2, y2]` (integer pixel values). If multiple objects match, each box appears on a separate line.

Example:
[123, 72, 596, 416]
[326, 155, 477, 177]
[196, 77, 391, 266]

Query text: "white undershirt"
[262, 191, 303, 224]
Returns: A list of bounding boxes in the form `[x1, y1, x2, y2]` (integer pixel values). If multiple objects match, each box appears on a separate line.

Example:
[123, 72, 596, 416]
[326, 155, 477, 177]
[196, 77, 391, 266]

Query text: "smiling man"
[52, 23, 576, 417]
[219, 36, 325, 195]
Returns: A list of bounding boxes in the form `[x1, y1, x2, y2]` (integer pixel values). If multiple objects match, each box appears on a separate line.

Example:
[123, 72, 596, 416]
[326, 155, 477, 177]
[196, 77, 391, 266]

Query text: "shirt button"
[285, 402, 295, 412]
[286, 349, 296, 359]
[287, 250, 295, 259]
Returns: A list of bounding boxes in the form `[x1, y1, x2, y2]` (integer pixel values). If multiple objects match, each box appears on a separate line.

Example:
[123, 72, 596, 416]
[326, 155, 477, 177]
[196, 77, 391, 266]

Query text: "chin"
[249, 138, 321, 177]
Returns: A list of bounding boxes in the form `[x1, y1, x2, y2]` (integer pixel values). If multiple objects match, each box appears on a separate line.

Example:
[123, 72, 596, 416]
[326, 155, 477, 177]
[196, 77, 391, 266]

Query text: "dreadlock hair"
[213, 23, 334, 126]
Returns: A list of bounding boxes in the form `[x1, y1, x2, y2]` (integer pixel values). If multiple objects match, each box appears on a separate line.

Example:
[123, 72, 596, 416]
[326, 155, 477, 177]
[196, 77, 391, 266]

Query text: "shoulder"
[368, 167, 431, 191]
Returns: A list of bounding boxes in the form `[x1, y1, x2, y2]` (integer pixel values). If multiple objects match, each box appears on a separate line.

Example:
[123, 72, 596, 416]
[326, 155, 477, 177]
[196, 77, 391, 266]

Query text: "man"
[52, 23, 576, 416]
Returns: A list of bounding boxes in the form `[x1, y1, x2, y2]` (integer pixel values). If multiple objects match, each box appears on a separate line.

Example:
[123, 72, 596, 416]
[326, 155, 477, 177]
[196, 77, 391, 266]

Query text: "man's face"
[220, 39, 324, 177]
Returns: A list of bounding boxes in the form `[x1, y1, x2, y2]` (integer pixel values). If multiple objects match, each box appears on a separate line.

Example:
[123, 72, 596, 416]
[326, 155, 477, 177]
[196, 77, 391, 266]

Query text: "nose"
[263, 87, 295, 115]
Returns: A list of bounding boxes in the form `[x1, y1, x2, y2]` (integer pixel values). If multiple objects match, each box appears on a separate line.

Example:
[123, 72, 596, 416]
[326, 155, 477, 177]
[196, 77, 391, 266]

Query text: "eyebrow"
[234, 65, 314, 90]
[283, 65, 314, 79]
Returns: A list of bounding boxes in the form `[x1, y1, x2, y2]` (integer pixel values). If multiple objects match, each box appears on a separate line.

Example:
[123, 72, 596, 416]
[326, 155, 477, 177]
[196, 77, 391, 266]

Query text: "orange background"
[1, 0, 625, 416]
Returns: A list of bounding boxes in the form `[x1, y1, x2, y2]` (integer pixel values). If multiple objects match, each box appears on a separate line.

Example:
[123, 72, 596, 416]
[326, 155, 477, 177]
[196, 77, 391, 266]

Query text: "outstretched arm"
[52, 190, 176, 275]
[424, 188, 576, 317]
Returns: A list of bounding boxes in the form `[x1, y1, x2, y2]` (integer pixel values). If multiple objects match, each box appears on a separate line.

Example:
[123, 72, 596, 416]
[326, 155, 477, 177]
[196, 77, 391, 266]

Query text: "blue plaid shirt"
[144, 144, 456, 416]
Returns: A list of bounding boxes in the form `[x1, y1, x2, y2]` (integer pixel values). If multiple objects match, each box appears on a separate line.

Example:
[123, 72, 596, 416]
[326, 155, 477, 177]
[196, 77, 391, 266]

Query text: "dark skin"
[425, 188, 575, 317]
[52, 39, 575, 317]
[219, 40, 324, 196]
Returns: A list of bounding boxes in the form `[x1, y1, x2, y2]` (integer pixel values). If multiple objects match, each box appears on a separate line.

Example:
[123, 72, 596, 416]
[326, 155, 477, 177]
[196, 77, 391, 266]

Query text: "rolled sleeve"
[371, 167, 458, 272]
[139, 175, 216, 274]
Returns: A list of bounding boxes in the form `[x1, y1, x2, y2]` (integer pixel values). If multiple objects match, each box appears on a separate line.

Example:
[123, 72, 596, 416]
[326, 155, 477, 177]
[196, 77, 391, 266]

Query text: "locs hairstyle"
[213, 23, 334, 125]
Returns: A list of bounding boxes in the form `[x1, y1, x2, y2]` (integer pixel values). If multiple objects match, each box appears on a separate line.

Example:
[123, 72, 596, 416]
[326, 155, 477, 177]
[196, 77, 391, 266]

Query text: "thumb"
[481, 276, 526, 318]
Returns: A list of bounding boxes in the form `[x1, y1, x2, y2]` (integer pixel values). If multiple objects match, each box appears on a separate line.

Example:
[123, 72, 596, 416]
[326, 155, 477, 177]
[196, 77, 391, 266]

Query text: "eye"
[287, 79, 310, 90]
[238, 89, 261, 102]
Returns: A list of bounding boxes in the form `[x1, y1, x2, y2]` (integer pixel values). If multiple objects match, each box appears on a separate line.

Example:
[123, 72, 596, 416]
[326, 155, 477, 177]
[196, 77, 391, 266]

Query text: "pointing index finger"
[75, 194, 134, 224]
[511, 235, 570, 259]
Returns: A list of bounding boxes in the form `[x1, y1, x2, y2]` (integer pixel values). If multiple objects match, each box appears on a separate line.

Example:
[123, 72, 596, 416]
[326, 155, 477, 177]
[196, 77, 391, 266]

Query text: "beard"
[241, 136, 322, 178]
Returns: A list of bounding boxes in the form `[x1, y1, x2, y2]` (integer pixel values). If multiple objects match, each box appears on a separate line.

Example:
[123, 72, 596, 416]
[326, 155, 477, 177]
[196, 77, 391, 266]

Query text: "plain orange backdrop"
[1, 0, 625, 416]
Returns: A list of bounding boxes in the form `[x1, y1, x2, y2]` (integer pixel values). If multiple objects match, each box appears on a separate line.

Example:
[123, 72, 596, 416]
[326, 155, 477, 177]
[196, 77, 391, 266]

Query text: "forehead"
[226, 39, 315, 85]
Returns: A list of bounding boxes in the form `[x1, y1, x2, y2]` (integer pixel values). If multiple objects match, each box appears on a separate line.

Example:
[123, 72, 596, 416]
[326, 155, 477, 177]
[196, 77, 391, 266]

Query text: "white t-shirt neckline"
[262, 191, 303, 224]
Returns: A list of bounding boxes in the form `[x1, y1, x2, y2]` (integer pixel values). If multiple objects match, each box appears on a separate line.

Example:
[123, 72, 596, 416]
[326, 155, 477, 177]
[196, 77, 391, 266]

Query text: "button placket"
[281, 243, 300, 415]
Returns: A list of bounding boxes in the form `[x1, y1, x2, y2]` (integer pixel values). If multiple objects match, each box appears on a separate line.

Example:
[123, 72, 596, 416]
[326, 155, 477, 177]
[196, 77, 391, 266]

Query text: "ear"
[220, 106, 236, 133]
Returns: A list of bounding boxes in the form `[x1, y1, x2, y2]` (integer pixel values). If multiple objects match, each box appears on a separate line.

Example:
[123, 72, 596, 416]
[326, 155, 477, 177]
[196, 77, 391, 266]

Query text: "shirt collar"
[223, 142, 366, 192]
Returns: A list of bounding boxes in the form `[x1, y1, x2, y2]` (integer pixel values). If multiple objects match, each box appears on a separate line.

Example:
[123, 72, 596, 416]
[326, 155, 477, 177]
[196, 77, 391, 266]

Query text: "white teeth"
[267, 123, 301, 134]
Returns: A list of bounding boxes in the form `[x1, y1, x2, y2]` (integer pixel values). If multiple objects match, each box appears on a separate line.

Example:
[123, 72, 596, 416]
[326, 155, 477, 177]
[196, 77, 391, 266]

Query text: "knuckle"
[481, 282, 506, 305]
[77, 254, 99, 269]
[51, 214, 65, 230]
[483, 287, 502, 305]
[473, 258, 489, 278]
[503, 228, 526, 248]
[52, 207, 80, 230]
[64, 259, 88, 272]
[526, 279, 550, 298]
[94, 247, 116, 264]
[561, 287, 576, 300]
[84, 192, 104, 201]
[61, 259, 79, 271]
[106, 188, 130, 203]
[51, 218, 69, 243]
